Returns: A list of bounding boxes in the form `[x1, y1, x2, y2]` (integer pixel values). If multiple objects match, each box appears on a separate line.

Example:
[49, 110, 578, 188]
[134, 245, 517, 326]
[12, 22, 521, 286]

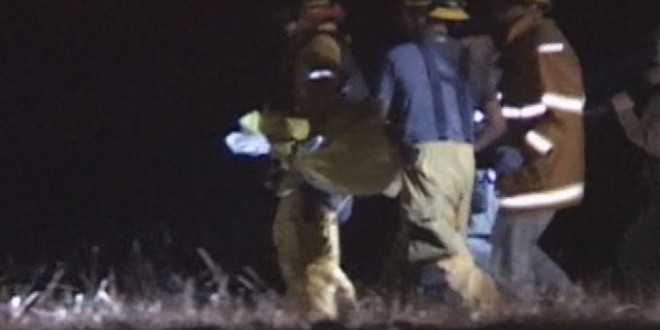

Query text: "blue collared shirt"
[378, 36, 476, 146]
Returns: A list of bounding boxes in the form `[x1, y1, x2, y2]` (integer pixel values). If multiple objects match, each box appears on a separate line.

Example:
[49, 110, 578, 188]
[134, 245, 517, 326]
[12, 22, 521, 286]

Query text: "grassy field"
[2, 249, 660, 330]
[2, 288, 660, 330]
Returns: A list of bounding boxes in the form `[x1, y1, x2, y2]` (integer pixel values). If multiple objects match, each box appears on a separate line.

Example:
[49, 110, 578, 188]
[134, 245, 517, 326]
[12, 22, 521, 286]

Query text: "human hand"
[494, 146, 524, 176]
[610, 92, 636, 114]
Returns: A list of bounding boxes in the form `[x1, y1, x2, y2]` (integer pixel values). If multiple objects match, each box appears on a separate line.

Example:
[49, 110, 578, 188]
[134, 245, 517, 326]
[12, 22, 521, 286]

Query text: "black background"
[1, 0, 659, 288]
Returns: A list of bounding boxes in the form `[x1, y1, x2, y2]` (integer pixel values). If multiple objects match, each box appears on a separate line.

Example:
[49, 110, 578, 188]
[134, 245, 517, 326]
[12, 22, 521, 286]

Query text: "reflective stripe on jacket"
[497, 13, 586, 210]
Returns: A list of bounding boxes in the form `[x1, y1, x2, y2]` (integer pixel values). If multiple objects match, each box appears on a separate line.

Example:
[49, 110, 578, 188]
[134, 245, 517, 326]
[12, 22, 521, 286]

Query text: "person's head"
[279, 0, 345, 37]
[401, 0, 431, 36]
[492, 0, 550, 25]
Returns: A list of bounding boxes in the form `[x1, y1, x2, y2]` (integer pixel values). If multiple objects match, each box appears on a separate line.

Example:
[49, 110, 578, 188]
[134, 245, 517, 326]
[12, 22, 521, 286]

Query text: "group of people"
[227, 0, 660, 322]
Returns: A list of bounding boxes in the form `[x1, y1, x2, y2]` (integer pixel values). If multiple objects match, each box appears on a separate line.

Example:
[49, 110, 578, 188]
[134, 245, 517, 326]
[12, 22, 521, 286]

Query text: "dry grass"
[2, 249, 660, 330]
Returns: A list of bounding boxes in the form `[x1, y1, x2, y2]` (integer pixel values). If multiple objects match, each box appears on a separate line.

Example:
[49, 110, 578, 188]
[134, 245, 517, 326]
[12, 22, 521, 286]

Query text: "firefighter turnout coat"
[497, 12, 586, 210]
[286, 26, 400, 196]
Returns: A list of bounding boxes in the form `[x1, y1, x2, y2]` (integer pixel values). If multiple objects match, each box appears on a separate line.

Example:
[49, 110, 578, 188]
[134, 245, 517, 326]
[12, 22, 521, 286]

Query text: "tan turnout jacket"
[497, 12, 586, 210]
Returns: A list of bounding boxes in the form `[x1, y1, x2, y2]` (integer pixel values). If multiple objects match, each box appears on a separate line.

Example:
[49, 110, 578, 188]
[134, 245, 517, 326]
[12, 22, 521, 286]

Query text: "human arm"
[474, 99, 507, 152]
[611, 91, 660, 159]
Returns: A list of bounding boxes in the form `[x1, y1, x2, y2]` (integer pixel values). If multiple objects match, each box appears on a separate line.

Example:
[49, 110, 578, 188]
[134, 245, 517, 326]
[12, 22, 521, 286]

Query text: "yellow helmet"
[406, 0, 470, 21]
[429, 0, 470, 21]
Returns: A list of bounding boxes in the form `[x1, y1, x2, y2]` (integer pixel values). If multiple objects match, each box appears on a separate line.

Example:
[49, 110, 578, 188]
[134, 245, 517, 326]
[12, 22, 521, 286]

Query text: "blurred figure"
[461, 35, 508, 271]
[489, 0, 586, 302]
[462, 35, 507, 154]
[268, 0, 367, 321]
[609, 27, 660, 294]
[377, 0, 503, 310]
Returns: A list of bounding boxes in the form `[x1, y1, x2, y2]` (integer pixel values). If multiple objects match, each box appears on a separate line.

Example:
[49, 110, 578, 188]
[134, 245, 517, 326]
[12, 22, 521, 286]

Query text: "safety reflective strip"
[538, 43, 565, 54]
[473, 110, 485, 123]
[502, 103, 547, 119]
[541, 93, 585, 113]
[322, 196, 352, 218]
[308, 69, 335, 81]
[525, 130, 554, 154]
[486, 169, 497, 182]
[499, 183, 584, 209]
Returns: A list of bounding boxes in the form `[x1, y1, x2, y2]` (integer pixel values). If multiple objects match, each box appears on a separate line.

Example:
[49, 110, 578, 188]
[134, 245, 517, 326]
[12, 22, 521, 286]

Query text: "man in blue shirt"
[378, 0, 502, 310]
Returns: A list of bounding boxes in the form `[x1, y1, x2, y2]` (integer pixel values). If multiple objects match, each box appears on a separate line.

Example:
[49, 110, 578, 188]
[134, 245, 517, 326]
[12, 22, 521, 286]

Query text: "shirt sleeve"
[377, 56, 396, 116]
[522, 29, 585, 156]
[618, 109, 646, 147]
[474, 61, 500, 103]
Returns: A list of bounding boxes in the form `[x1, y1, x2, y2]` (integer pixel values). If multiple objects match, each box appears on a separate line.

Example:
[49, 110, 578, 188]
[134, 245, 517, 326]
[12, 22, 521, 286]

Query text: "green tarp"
[251, 100, 401, 196]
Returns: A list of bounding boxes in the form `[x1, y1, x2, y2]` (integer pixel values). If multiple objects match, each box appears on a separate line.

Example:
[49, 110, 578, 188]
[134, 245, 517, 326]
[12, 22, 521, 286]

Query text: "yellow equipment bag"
[291, 99, 402, 196]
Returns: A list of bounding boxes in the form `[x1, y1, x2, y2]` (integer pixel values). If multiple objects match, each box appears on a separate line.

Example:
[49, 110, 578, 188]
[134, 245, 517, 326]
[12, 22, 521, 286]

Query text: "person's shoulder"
[306, 33, 341, 49]
[302, 33, 342, 59]
[461, 35, 497, 64]
[534, 18, 567, 44]
[385, 42, 417, 59]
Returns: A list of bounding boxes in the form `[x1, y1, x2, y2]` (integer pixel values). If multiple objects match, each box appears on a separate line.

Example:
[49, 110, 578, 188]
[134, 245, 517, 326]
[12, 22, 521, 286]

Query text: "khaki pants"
[393, 142, 501, 309]
[272, 184, 355, 321]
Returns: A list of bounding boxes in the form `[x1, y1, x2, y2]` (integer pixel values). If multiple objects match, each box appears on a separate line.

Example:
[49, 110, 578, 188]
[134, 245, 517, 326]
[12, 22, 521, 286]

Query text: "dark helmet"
[277, 0, 341, 26]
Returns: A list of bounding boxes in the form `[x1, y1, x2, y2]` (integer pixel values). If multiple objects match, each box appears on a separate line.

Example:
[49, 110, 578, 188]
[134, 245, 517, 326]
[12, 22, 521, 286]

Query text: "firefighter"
[377, 0, 503, 310]
[269, 0, 368, 321]
[488, 0, 587, 302]
[420, 35, 509, 292]
[610, 27, 660, 293]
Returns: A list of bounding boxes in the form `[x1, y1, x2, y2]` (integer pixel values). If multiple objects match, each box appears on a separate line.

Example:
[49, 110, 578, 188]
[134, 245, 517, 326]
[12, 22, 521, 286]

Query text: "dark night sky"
[1, 0, 659, 285]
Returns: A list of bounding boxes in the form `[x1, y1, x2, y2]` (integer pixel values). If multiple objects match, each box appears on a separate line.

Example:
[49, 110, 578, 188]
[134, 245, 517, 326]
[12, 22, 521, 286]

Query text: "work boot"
[436, 253, 505, 311]
[303, 263, 357, 323]
[336, 273, 358, 323]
